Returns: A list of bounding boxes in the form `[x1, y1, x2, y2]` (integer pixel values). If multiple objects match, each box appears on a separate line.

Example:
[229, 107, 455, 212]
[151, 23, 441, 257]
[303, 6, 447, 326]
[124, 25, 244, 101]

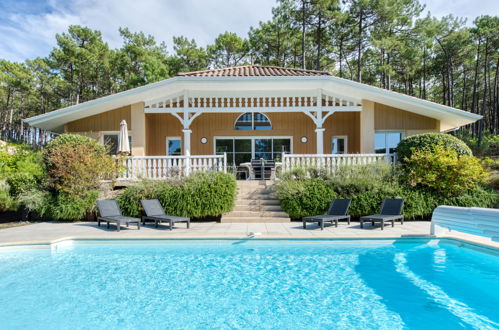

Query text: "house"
[24, 65, 481, 177]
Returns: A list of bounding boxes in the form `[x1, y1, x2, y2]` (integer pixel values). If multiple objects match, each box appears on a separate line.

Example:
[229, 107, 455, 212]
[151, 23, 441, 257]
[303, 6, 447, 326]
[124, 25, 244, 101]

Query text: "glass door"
[216, 137, 291, 166]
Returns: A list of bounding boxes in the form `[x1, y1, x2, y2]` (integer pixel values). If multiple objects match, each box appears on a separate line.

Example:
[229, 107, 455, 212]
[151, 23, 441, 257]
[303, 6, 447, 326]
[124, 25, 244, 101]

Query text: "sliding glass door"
[215, 137, 291, 166]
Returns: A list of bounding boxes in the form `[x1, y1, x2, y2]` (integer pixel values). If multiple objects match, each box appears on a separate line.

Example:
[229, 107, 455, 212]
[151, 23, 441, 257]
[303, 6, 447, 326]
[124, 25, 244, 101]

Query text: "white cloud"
[420, 0, 499, 24]
[1, 0, 497, 63]
[0, 0, 275, 62]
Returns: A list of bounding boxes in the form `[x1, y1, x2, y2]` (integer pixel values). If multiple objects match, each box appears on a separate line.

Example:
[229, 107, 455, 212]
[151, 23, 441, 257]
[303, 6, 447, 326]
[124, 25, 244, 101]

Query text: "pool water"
[1, 239, 498, 329]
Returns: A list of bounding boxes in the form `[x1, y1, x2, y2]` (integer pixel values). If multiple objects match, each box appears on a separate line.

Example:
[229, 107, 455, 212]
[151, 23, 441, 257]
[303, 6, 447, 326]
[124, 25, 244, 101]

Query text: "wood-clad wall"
[65, 106, 131, 132]
[374, 103, 439, 131]
[324, 112, 361, 153]
[145, 112, 320, 156]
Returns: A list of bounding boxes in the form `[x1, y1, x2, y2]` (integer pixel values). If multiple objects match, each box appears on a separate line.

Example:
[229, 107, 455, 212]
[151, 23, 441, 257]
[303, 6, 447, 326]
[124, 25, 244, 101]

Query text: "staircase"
[222, 180, 290, 223]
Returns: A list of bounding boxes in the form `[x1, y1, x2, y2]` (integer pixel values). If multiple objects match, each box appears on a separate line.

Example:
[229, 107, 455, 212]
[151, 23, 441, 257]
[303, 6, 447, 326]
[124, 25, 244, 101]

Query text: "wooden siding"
[65, 106, 131, 132]
[323, 112, 361, 153]
[374, 103, 438, 131]
[145, 113, 183, 155]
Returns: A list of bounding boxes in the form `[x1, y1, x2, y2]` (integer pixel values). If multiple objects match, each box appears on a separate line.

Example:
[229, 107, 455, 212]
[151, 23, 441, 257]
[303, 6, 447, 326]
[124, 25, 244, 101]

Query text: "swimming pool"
[0, 238, 498, 329]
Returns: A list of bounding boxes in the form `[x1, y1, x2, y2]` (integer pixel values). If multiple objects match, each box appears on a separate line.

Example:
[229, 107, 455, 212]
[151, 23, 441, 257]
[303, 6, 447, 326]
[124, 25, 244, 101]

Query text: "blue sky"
[1, 0, 498, 63]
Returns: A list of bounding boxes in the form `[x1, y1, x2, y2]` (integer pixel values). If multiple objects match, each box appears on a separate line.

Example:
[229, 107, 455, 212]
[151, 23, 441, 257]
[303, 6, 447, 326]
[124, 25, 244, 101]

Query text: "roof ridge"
[177, 64, 330, 77]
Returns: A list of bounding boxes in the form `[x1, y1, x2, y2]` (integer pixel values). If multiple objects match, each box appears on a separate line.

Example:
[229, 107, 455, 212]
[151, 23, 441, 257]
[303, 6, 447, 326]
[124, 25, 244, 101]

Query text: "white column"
[182, 128, 192, 156]
[315, 127, 325, 154]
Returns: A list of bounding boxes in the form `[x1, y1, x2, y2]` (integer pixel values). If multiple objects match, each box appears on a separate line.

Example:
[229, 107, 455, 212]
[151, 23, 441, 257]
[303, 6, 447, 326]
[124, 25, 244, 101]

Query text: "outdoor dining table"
[239, 161, 282, 180]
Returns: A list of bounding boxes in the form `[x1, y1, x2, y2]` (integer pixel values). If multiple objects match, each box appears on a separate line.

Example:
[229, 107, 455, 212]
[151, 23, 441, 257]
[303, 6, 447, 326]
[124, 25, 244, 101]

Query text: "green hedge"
[397, 133, 472, 163]
[117, 172, 237, 218]
[275, 164, 499, 220]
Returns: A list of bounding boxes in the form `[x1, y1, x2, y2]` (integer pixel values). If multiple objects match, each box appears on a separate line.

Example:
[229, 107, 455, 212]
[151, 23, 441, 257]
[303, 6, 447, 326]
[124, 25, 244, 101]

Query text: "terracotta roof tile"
[177, 65, 331, 77]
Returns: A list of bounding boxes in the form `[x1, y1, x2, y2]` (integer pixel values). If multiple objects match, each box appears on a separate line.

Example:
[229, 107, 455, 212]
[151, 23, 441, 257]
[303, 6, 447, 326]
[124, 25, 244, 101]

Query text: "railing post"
[185, 151, 191, 176]
[223, 152, 227, 173]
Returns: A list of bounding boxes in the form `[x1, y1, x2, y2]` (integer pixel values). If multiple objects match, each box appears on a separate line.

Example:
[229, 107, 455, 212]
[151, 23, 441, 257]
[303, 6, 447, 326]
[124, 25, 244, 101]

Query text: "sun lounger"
[360, 198, 404, 230]
[141, 199, 190, 230]
[96, 200, 140, 232]
[302, 199, 352, 230]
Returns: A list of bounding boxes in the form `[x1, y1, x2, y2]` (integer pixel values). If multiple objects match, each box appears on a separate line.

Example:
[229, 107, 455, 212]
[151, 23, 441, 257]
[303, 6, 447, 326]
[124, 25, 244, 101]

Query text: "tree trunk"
[357, 10, 364, 82]
[301, 0, 307, 69]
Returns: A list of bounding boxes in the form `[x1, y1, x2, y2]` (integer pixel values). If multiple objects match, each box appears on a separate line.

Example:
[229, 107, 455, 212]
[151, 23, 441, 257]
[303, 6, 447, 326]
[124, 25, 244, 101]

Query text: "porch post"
[315, 127, 325, 154]
[130, 102, 146, 156]
[183, 128, 192, 155]
[360, 100, 375, 153]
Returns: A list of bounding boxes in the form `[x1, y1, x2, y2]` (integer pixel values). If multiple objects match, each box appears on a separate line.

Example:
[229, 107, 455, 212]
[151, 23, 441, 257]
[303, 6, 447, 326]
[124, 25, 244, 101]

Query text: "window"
[215, 137, 291, 166]
[103, 134, 132, 155]
[234, 112, 271, 130]
[166, 137, 182, 155]
[332, 136, 347, 154]
[375, 132, 403, 154]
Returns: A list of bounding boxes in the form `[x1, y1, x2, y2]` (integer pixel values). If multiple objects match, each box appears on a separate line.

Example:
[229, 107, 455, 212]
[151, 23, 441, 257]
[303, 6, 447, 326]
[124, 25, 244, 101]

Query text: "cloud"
[0, 0, 275, 62]
[1, 0, 497, 63]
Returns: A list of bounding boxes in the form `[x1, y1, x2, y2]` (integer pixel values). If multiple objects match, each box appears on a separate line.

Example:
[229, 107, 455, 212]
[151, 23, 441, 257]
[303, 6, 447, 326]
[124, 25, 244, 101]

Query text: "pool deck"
[0, 221, 431, 246]
[1, 221, 498, 249]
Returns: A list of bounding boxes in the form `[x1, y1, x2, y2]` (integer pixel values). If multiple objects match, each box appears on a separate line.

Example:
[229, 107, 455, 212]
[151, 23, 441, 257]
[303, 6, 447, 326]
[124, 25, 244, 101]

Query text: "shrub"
[275, 163, 498, 220]
[117, 172, 237, 218]
[44, 134, 115, 196]
[401, 145, 487, 196]
[275, 178, 334, 219]
[0, 181, 15, 212]
[49, 191, 99, 221]
[16, 189, 52, 217]
[397, 133, 472, 163]
[7, 172, 38, 197]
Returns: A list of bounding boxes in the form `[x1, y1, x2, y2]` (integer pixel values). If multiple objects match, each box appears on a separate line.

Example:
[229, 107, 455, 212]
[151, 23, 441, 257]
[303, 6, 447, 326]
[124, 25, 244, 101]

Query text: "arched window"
[234, 112, 272, 130]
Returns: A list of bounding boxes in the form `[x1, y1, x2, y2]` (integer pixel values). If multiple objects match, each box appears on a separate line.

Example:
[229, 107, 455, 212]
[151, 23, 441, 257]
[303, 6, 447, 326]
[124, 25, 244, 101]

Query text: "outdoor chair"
[302, 199, 352, 230]
[96, 200, 140, 232]
[141, 199, 190, 230]
[360, 198, 404, 230]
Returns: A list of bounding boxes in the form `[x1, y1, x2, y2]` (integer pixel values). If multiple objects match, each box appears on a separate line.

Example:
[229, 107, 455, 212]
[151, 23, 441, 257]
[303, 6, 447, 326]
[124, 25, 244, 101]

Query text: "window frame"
[100, 131, 132, 155]
[374, 130, 405, 154]
[234, 112, 272, 130]
[165, 136, 182, 156]
[331, 135, 348, 154]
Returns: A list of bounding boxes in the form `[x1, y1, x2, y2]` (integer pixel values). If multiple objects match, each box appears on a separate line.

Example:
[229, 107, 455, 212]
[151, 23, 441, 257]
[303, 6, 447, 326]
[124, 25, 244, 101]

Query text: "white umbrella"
[117, 120, 130, 154]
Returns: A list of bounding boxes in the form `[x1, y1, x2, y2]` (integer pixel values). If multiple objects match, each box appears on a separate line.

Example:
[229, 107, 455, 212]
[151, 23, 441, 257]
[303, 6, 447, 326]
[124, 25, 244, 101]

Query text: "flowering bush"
[401, 145, 487, 196]
[43, 134, 115, 195]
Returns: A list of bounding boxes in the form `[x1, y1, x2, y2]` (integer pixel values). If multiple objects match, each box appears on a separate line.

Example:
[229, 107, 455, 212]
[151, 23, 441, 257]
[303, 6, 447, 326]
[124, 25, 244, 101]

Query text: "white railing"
[281, 153, 397, 173]
[117, 154, 227, 180]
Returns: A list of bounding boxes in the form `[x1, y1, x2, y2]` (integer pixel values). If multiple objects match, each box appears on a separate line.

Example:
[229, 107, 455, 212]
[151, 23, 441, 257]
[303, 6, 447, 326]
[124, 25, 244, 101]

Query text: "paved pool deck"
[0, 221, 432, 246]
[1, 221, 498, 250]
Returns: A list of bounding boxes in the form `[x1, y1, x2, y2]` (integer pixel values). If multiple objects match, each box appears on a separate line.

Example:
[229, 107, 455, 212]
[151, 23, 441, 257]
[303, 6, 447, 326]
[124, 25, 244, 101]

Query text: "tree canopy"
[1, 0, 498, 139]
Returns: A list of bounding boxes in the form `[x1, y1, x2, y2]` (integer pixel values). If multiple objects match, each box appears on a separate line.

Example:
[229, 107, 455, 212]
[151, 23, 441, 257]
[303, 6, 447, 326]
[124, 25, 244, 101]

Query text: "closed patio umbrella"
[118, 120, 130, 154]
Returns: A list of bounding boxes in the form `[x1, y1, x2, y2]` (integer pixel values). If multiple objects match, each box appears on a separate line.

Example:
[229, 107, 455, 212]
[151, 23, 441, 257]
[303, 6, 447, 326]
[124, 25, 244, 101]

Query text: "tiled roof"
[177, 65, 331, 77]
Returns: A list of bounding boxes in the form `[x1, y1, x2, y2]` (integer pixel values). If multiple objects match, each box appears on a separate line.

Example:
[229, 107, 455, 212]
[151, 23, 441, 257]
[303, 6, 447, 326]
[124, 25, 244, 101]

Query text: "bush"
[117, 172, 237, 218]
[397, 133, 472, 163]
[7, 172, 38, 197]
[16, 189, 52, 217]
[458, 132, 499, 157]
[44, 134, 115, 196]
[49, 191, 99, 221]
[0, 181, 15, 212]
[275, 178, 334, 219]
[275, 163, 498, 220]
[401, 145, 487, 196]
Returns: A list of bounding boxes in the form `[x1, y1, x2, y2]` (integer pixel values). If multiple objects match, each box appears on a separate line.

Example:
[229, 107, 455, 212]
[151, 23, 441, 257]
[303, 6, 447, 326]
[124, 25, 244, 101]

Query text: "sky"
[0, 0, 498, 63]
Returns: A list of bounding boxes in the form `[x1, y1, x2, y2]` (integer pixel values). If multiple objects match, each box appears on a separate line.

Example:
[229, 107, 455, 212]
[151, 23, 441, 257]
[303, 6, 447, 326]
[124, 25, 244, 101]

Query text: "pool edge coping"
[1, 235, 498, 253]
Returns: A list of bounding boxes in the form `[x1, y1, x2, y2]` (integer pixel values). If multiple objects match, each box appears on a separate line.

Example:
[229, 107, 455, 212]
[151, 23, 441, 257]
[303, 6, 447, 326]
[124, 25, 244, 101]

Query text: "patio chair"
[250, 159, 263, 180]
[141, 199, 190, 230]
[360, 198, 404, 230]
[302, 199, 352, 230]
[96, 200, 140, 232]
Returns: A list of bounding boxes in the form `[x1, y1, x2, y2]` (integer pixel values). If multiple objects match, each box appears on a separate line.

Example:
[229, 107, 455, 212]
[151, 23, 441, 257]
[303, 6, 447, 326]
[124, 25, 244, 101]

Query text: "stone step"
[235, 199, 281, 206]
[237, 187, 273, 193]
[224, 211, 289, 218]
[221, 216, 290, 223]
[237, 193, 276, 199]
[233, 205, 283, 212]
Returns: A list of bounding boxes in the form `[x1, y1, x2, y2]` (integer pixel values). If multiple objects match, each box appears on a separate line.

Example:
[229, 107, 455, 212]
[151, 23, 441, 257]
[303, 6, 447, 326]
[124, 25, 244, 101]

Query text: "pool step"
[222, 180, 290, 223]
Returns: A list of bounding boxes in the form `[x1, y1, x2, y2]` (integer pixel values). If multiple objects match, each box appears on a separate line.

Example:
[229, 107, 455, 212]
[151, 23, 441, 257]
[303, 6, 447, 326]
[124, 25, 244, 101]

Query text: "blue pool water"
[1, 239, 499, 329]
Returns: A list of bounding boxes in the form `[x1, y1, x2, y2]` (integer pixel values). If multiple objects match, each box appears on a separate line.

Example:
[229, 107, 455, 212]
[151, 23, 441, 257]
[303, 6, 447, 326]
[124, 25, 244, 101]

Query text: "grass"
[0, 222, 32, 230]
